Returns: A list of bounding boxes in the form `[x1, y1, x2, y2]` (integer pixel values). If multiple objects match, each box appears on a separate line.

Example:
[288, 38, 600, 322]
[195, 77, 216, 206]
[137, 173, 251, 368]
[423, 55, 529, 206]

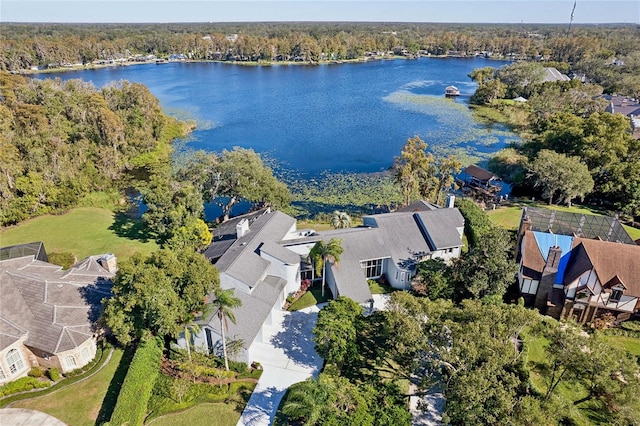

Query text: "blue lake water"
[39, 58, 518, 178]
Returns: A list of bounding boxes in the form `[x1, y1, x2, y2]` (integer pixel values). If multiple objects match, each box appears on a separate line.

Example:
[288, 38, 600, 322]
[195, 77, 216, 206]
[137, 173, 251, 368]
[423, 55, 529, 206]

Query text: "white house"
[186, 204, 465, 365]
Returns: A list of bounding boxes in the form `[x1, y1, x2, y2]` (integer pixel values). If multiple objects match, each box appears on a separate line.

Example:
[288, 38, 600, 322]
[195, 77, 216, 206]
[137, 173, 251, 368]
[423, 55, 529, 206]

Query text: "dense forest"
[0, 72, 188, 225]
[466, 60, 640, 218]
[0, 23, 638, 91]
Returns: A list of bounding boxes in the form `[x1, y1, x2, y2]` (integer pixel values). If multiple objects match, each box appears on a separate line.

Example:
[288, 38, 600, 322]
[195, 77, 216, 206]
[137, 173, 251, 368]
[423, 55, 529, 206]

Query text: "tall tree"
[452, 226, 518, 301]
[393, 135, 435, 206]
[432, 155, 462, 205]
[313, 297, 363, 367]
[528, 149, 594, 206]
[215, 147, 290, 221]
[308, 238, 344, 297]
[102, 249, 219, 346]
[212, 288, 242, 371]
[330, 210, 351, 229]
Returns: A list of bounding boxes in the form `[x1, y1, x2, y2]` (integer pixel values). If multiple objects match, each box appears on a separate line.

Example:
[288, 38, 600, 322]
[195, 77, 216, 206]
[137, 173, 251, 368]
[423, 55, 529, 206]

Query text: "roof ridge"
[223, 211, 285, 272]
[0, 316, 29, 335]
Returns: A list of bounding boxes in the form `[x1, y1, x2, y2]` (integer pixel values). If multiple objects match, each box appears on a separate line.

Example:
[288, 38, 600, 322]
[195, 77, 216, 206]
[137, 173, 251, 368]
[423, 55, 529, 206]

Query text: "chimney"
[98, 254, 118, 273]
[515, 212, 533, 261]
[236, 218, 249, 239]
[534, 245, 562, 312]
[446, 194, 455, 208]
[544, 246, 562, 272]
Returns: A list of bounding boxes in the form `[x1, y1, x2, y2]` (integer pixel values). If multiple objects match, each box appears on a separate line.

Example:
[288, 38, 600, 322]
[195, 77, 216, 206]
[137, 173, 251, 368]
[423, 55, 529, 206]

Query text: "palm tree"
[330, 210, 351, 229]
[308, 238, 343, 297]
[282, 377, 329, 425]
[212, 288, 242, 371]
[183, 322, 201, 363]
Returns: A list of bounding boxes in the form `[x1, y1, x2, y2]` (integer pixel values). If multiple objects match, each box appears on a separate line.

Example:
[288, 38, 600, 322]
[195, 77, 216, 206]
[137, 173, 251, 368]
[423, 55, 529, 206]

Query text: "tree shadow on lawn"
[269, 310, 324, 372]
[95, 345, 136, 425]
[108, 212, 155, 243]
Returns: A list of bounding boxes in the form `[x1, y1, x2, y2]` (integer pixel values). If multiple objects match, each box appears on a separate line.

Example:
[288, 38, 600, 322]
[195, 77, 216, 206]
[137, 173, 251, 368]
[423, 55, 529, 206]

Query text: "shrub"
[28, 367, 45, 378]
[455, 198, 494, 247]
[109, 337, 163, 426]
[0, 376, 50, 397]
[621, 321, 640, 332]
[47, 367, 61, 382]
[228, 360, 248, 374]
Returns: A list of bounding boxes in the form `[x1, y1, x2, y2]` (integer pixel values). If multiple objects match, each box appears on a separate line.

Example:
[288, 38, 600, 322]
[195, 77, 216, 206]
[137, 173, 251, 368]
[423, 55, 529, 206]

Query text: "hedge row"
[109, 337, 163, 426]
[455, 198, 495, 247]
[0, 376, 50, 397]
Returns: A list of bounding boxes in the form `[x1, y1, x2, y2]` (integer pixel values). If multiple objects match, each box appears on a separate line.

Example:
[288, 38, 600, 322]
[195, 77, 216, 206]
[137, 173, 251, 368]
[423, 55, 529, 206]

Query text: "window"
[301, 269, 313, 281]
[6, 349, 25, 375]
[610, 289, 623, 303]
[0, 366, 5, 380]
[360, 259, 383, 278]
[64, 356, 77, 369]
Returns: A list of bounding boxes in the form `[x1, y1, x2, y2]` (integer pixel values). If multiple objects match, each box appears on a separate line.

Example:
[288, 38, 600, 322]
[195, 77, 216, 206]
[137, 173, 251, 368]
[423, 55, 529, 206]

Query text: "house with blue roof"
[516, 207, 640, 323]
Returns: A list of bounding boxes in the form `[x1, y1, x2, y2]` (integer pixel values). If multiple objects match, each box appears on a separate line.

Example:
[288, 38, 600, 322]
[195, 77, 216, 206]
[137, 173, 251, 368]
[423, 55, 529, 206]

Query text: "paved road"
[237, 305, 325, 426]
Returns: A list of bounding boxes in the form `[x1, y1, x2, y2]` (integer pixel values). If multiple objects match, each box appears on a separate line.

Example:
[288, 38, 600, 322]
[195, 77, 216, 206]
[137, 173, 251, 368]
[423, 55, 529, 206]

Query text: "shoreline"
[15, 54, 508, 76]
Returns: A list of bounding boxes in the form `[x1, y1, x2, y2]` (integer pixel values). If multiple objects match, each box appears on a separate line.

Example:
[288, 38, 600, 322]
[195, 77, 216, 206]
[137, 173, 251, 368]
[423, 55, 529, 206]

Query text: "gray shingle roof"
[260, 241, 301, 265]
[0, 254, 113, 353]
[543, 67, 570, 82]
[321, 208, 464, 303]
[214, 211, 296, 289]
[203, 275, 286, 349]
[318, 228, 385, 303]
[396, 200, 440, 212]
[203, 209, 270, 262]
[414, 209, 465, 250]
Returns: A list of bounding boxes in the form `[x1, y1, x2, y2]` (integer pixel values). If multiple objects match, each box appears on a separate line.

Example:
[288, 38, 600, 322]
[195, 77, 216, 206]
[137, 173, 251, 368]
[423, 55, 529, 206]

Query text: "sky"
[1, 0, 639, 24]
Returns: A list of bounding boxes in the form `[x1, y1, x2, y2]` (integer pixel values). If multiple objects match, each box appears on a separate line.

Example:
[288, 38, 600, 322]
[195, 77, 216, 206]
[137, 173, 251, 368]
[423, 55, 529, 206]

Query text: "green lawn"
[13, 349, 124, 426]
[0, 207, 158, 261]
[148, 403, 242, 426]
[486, 202, 640, 239]
[288, 282, 332, 311]
[368, 280, 393, 294]
[602, 334, 640, 357]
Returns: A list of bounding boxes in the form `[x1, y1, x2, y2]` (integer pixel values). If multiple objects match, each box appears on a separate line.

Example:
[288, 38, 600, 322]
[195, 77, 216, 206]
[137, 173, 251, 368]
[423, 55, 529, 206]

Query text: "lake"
[39, 57, 518, 178]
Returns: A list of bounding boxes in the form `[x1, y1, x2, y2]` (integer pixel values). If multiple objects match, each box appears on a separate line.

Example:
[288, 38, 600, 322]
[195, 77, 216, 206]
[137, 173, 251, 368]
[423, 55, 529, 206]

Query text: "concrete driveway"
[0, 408, 67, 425]
[237, 304, 325, 426]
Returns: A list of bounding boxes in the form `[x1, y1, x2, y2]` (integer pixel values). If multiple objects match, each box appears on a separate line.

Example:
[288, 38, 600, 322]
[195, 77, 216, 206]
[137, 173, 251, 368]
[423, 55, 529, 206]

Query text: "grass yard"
[602, 334, 640, 357]
[148, 403, 242, 426]
[13, 349, 124, 426]
[368, 279, 393, 294]
[288, 282, 332, 311]
[0, 207, 158, 261]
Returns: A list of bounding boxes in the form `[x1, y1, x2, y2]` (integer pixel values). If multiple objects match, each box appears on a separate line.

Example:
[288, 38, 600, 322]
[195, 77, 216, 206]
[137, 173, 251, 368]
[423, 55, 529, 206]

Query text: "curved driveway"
[237, 304, 325, 426]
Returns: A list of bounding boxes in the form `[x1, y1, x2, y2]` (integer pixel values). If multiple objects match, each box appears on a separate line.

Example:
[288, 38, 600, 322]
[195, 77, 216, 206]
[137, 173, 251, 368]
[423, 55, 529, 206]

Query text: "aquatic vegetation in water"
[286, 171, 403, 218]
[382, 89, 519, 161]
